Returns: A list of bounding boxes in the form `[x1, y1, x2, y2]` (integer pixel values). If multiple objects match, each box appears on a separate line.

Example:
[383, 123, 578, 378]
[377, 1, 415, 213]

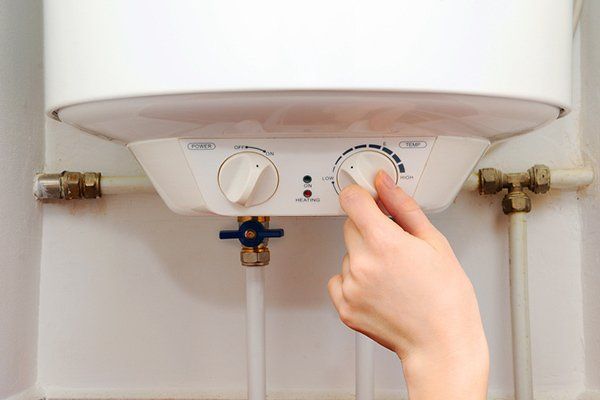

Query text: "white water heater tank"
[44, 0, 572, 215]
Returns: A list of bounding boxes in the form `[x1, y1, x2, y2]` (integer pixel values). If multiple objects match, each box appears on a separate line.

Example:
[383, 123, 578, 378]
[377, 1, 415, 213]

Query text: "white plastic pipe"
[508, 212, 533, 400]
[32, 167, 588, 197]
[356, 333, 374, 400]
[548, 167, 594, 190]
[100, 167, 593, 195]
[100, 176, 155, 195]
[246, 267, 266, 400]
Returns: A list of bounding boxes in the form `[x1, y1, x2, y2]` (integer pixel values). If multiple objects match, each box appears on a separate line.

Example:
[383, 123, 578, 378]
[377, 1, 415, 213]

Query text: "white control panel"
[129, 135, 489, 216]
[180, 137, 435, 216]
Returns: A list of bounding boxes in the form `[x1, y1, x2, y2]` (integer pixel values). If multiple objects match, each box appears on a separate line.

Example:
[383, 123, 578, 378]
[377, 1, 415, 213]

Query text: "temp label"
[399, 140, 427, 149]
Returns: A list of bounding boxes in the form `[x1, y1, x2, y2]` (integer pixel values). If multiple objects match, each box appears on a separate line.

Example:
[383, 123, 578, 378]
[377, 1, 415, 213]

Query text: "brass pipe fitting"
[478, 164, 550, 215]
[479, 164, 551, 196]
[33, 171, 101, 200]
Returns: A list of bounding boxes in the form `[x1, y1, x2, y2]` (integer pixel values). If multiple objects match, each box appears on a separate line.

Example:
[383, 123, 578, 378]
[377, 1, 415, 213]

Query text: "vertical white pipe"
[246, 267, 266, 400]
[356, 333, 374, 400]
[508, 212, 533, 400]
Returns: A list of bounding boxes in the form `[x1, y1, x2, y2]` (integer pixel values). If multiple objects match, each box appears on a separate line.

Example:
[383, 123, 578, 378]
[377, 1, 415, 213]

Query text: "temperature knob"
[218, 152, 279, 207]
[337, 151, 398, 197]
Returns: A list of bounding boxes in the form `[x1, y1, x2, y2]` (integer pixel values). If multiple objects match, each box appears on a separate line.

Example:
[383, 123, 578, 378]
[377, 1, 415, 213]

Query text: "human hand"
[328, 170, 489, 400]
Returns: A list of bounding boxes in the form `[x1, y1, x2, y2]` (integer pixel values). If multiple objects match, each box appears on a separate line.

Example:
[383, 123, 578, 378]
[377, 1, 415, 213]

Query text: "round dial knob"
[337, 151, 398, 197]
[218, 152, 279, 207]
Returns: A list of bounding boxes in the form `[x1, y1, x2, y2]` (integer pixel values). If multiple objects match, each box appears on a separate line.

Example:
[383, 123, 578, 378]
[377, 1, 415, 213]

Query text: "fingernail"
[379, 170, 394, 189]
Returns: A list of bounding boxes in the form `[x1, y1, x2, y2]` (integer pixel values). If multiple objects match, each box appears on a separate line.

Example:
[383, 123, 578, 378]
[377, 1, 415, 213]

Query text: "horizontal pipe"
[104, 167, 594, 194]
[34, 167, 594, 200]
[548, 168, 594, 190]
[462, 173, 480, 192]
[33, 172, 155, 199]
[461, 167, 594, 192]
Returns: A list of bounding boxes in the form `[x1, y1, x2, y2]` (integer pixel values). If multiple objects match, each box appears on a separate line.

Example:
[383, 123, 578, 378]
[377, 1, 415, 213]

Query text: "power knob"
[337, 151, 398, 197]
[218, 152, 279, 207]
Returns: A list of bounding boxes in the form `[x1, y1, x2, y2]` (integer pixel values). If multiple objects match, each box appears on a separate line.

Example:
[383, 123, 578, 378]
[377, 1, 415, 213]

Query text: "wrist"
[400, 335, 489, 400]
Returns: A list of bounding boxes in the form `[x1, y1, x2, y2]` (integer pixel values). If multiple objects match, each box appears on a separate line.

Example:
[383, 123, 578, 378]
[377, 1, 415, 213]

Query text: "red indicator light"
[303, 190, 312, 198]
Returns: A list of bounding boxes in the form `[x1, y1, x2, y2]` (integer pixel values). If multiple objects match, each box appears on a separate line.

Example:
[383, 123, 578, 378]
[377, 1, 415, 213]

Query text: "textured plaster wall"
[580, 0, 600, 392]
[0, 1, 44, 399]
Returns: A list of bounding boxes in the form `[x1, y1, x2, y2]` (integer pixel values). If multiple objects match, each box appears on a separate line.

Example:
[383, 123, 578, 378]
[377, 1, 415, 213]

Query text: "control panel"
[180, 137, 435, 216]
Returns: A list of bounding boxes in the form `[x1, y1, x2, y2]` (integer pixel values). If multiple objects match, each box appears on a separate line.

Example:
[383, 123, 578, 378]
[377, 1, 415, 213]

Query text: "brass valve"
[219, 216, 284, 267]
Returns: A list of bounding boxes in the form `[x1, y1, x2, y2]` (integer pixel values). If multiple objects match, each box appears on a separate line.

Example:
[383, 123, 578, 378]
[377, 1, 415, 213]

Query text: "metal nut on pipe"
[241, 246, 270, 267]
[528, 165, 550, 194]
[82, 172, 102, 198]
[502, 191, 532, 214]
[479, 168, 505, 195]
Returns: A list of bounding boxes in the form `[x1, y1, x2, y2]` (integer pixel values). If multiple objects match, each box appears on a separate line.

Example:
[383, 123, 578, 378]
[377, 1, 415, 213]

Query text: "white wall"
[0, 1, 44, 399]
[36, 46, 591, 399]
[580, 0, 600, 393]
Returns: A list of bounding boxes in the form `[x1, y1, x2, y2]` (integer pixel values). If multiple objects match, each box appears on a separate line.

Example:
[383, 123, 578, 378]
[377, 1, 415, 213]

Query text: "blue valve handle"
[219, 219, 284, 248]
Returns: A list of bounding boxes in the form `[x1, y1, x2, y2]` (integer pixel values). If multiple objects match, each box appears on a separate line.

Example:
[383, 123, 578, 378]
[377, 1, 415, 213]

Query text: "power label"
[187, 142, 216, 150]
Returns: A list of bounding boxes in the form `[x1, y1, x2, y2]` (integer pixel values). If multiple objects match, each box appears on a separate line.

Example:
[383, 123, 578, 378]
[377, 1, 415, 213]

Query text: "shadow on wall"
[46, 196, 347, 309]
[41, 186, 537, 315]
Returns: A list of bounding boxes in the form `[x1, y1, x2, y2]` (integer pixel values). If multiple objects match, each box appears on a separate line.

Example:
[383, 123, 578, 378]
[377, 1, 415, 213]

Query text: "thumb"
[374, 170, 444, 245]
[339, 184, 394, 236]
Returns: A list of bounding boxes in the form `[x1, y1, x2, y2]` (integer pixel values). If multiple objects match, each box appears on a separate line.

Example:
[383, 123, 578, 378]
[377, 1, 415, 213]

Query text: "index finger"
[339, 184, 395, 235]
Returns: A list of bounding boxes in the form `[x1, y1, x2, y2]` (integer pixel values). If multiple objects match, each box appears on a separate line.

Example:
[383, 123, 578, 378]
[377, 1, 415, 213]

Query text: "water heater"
[44, 0, 572, 215]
